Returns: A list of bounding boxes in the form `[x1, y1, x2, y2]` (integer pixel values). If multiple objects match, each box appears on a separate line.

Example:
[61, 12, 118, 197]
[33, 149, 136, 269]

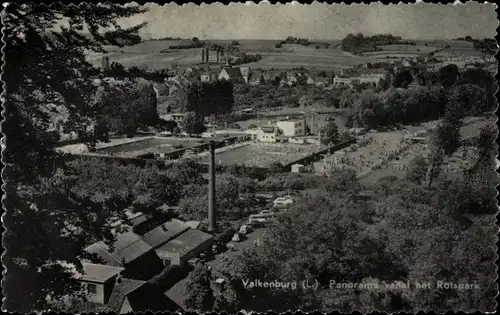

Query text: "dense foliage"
[178, 174, 257, 224]
[217, 174, 497, 312]
[184, 264, 215, 312]
[95, 78, 159, 137]
[2, 3, 150, 312]
[341, 33, 414, 54]
[186, 80, 235, 117]
[232, 53, 263, 66]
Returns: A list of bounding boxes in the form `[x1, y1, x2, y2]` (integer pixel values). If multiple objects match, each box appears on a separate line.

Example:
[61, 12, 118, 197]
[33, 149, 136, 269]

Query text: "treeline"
[104, 62, 173, 82]
[232, 53, 263, 65]
[169, 42, 205, 49]
[150, 36, 183, 40]
[275, 36, 311, 48]
[455, 37, 497, 57]
[341, 33, 415, 54]
[342, 67, 495, 130]
[186, 80, 235, 117]
[169, 37, 205, 49]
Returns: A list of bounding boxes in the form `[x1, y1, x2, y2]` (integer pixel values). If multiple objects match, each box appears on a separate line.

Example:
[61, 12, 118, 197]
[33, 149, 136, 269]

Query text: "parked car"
[273, 196, 294, 206]
[239, 224, 252, 235]
[232, 233, 243, 242]
[259, 210, 276, 216]
[248, 215, 267, 223]
[247, 219, 264, 227]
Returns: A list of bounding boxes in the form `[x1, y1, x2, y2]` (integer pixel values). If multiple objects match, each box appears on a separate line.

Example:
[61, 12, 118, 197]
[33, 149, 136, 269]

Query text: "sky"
[118, 1, 498, 40]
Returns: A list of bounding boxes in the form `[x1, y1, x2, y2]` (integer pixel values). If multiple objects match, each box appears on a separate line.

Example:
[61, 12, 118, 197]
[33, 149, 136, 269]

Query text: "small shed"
[291, 164, 305, 173]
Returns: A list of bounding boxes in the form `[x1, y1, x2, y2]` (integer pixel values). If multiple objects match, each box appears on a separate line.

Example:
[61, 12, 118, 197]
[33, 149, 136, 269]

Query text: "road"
[206, 227, 267, 271]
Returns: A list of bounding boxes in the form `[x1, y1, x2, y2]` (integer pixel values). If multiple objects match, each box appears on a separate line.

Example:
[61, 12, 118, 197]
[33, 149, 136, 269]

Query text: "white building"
[258, 126, 280, 142]
[200, 73, 211, 82]
[333, 77, 353, 88]
[276, 119, 306, 137]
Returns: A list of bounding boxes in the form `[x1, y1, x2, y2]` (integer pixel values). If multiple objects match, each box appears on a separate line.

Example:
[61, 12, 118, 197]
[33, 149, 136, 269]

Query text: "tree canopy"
[186, 80, 235, 118]
[2, 3, 150, 312]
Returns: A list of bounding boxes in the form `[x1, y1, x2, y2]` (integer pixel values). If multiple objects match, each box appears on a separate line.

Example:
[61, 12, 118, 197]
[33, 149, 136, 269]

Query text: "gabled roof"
[85, 232, 153, 267]
[76, 262, 124, 283]
[107, 278, 147, 312]
[140, 220, 190, 249]
[156, 229, 213, 258]
[221, 67, 243, 79]
[240, 67, 250, 77]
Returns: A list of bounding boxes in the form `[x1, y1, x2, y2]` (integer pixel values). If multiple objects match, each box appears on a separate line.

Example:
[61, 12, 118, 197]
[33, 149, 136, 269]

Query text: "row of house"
[68, 211, 214, 313]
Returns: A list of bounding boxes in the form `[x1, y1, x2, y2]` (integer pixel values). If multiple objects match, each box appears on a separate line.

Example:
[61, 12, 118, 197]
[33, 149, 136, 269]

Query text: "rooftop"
[140, 220, 190, 249]
[222, 67, 243, 79]
[77, 262, 124, 283]
[156, 229, 213, 257]
[85, 232, 153, 266]
[261, 126, 277, 134]
[107, 278, 147, 312]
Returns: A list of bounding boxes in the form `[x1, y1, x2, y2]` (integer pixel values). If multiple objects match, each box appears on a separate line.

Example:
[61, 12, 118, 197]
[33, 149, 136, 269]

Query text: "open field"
[57, 136, 210, 157]
[88, 38, 483, 70]
[203, 143, 320, 168]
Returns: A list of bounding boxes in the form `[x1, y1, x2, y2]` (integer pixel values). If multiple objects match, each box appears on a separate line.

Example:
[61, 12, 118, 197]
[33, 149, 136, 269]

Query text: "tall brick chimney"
[206, 48, 210, 64]
[202, 49, 205, 63]
[208, 141, 216, 232]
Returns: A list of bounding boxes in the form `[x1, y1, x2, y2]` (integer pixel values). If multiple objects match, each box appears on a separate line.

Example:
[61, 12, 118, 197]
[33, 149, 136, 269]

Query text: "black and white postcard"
[1, 1, 498, 313]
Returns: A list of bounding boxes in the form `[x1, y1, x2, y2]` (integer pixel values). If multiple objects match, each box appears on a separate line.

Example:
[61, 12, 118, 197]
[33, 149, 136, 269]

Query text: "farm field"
[86, 38, 484, 70]
[85, 39, 431, 70]
[202, 143, 320, 168]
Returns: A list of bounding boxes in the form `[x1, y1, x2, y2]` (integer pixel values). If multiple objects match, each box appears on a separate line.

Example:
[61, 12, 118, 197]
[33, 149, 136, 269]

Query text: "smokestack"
[202, 49, 205, 63]
[206, 48, 210, 64]
[311, 112, 315, 135]
[208, 141, 216, 232]
[217, 50, 220, 63]
[102, 55, 109, 71]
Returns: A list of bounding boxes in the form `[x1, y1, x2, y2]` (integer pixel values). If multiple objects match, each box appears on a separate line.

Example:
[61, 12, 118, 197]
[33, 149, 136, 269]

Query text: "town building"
[258, 126, 280, 142]
[161, 113, 185, 123]
[248, 71, 265, 86]
[314, 77, 331, 87]
[332, 76, 353, 88]
[154, 229, 214, 266]
[245, 127, 265, 141]
[74, 263, 125, 305]
[218, 67, 249, 84]
[84, 232, 164, 280]
[107, 278, 180, 313]
[140, 220, 191, 266]
[200, 73, 211, 82]
[291, 163, 305, 173]
[276, 119, 306, 137]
